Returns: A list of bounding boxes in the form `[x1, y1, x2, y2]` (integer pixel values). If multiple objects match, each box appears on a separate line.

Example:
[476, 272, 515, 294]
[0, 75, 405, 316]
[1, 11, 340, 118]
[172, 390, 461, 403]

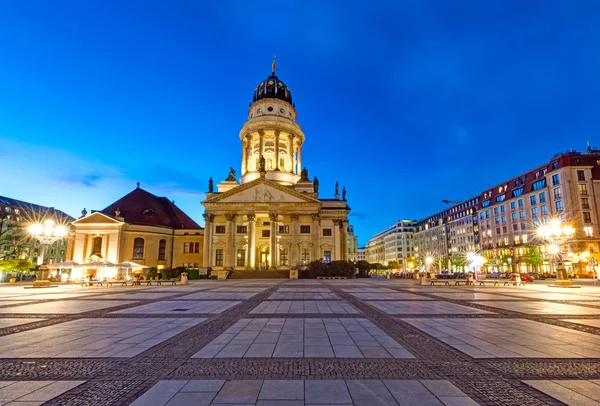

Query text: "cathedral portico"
[201, 61, 351, 273]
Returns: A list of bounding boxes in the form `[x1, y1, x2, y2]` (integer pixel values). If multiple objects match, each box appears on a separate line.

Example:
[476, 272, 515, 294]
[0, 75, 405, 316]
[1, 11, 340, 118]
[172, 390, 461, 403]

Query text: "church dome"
[252, 74, 293, 105]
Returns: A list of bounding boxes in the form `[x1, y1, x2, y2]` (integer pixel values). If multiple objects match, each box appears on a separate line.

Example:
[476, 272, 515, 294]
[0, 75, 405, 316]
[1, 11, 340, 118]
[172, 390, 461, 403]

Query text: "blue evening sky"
[1, 1, 600, 245]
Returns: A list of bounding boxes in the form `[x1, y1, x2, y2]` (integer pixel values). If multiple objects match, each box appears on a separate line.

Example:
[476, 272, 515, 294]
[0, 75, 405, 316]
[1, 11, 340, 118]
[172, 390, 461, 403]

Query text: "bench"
[477, 279, 524, 286]
[81, 280, 102, 287]
[316, 276, 347, 280]
[103, 279, 126, 286]
[155, 279, 177, 285]
[427, 279, 474, 286]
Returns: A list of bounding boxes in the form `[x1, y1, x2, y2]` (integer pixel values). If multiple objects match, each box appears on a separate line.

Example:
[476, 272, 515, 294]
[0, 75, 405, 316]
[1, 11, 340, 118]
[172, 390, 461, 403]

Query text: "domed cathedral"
[201, 59, 351, 273]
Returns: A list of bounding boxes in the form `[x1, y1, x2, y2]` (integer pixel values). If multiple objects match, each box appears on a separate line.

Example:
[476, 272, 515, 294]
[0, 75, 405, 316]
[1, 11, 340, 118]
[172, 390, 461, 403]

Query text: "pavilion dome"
[252, 61, 293, 105]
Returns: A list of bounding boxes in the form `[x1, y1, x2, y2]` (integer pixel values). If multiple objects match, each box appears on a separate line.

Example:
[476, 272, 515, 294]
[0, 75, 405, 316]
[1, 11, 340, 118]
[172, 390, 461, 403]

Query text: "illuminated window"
[92, 236, 102, 256]
[301, 247, 311, 264]
[584, 226, 593, 237]
[237, 249, 245, 266]
[158, 239, 166, 260]
[579, 184, 588, 195]
[323, 250, 331, 263]
[132, 238, 144, 260]
[280, 247, 289, 266]
[522, 234, 528, 243]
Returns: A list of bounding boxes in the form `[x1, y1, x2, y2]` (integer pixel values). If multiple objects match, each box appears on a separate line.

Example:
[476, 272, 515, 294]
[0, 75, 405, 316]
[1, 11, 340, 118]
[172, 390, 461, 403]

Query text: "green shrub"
[188, 269, 200, 279]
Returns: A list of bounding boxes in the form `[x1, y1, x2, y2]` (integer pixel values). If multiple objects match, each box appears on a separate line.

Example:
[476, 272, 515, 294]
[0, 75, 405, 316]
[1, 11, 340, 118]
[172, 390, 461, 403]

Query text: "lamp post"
[536, 219, 575, 288]
[28, 219, 68, 287]
[466, 252, 484, 281]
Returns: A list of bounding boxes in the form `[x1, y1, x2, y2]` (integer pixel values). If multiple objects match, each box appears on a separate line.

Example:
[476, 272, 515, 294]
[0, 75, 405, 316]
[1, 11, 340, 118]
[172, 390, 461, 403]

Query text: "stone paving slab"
[192, 318, 414, 359]
[472, 301, 600, 315]
[343, 288, 398, 293]
[112, 300, 240, 314]
[404, 318, 600, 358]
[178, 292, 258, 300]
[278, 288, 331, 293]
[0, 380, 85, 403]
[131, 379, 477, 405]
[349, 292, 434, 300]
[89, 292, 183, 300]
[0, 300, 135, 314]
[210, 287, 268, 292]
[268, 292, 340, 300]
[0, 318, 206, 358]
[507, 292, 600, 301]
[523, 380, 600, 405]
[428, 292, 526, 301]
[250, 301, 358, 314]
[368, 301, 492, 315]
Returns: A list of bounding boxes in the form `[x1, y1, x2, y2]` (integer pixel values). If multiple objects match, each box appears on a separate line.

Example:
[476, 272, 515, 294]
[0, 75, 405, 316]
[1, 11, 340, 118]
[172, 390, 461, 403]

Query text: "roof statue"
[259, 155, 266, 173]
[313, 176, 319, 192]
[301, 167, 309, 181]
[226, 167, 237, 181]
[335, 181, 339, 196]
[272, 54, 276, 75]
[208, 177, 214, 193]
[342, 187, 347, 201]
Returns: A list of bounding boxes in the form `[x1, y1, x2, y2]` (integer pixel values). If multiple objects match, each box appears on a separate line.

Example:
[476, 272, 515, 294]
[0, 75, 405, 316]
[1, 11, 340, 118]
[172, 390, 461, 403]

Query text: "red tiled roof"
[100, 188, 201, 229]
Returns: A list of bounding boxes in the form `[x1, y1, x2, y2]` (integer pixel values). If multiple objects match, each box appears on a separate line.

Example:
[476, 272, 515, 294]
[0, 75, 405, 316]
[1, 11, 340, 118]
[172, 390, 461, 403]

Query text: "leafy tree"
[0, 213, 28, 261]
[387, 261, 399, 270]
[524, 248, 543, 273]
[355, 260, 371, 278]
[451, 256, 466, 270]
[329, 260, 356, 278]
[0, 259, 33, 281]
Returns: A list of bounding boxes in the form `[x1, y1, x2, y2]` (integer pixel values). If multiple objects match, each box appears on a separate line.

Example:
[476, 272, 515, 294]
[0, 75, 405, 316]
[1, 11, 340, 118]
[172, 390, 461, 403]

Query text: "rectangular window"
[539, 192, 546, 203]
[279, 225, 289, 234]
[541, 205, 548, 215]
[262, 230, 270, 237]
[215, 225, 225, 234]
[511, 213, 517, 221]
[237, 225, 247, 234]
[300, 225, 311, 234]
[532, 179, 546, 191]
[522, 234, 528, 244]
[521, 222, 527, 230]
[577, 170, 585, 181]
[543, 217, 549, 224]
[485, 210, 490, 218]
[496, 195, 505, 202]
[236, 249, 245, 266]
[582, 198, 590, 209]
[215, 249, 223, 266]
[518, 199, 524, 207]
[584, 226, 593, 237]
[510, 201, 516, 210]
[495, 217, 499, 225]
[530, 195, 537, 205]
[184, 242, 189, 254]
[322, 228, 332, 236]
[512, 187, 524, 198]
[583, 212, 592, 223]
[193, 242, 200, 253]
[554, 187, 562, 199]
[579, 184, 588, 195]
[552, 174, 560, 185]
[481, 200, 490, 208]
[514, 235, 520, 244]
[501, 215, 506, 223]
[501, 205, 505, 212]
[519, 211, 525, 218]
[494, 207, 499, 215]
[323, 250, 331, 263]
[513, 224, 518, 231]
[301, 247, 310, 264]
[280, 248, 289, 266]
[555, 201, 563, 212]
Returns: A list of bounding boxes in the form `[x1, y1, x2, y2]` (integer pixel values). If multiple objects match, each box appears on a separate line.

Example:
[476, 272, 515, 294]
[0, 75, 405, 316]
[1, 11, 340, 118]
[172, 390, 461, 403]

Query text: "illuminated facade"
[413, 146, 600, 274]
[201, 62, 351, 271]
[0, 195, 72, 265]
[67, 185, 203, 278]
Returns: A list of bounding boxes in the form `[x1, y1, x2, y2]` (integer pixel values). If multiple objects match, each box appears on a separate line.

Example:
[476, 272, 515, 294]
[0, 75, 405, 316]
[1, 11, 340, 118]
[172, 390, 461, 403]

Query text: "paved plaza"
[0, 280, 598, 405]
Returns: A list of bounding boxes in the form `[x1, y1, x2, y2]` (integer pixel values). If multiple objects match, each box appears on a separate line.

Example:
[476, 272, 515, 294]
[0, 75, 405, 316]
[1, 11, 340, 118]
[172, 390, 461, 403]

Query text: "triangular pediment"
[203, 178, 321, 205]
[72, 212, 123, 225]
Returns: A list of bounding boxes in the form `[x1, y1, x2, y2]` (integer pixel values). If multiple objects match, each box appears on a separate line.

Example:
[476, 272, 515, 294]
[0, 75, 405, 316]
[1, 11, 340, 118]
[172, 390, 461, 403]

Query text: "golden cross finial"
[271, 54, 276, 75]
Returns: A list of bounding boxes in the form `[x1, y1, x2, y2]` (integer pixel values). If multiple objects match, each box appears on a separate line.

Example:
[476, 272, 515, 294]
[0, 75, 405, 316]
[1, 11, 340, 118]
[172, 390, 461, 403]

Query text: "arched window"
[92, 236, 102, 256]
[158, 239, 166, 260]
[132, 238, 144, 260]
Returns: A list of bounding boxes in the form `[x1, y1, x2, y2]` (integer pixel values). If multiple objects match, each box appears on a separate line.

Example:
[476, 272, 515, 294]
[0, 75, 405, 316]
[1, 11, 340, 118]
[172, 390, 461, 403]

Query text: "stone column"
[312, 214, 321, 261]
[333, 219, 341, 261]
[275, 131, 280, 171]
[297, 144, 302, 176]
[241, 139, 247, 175]
[269, 212, 278, 269]
[225, 214, 235, 269]
[202, 213, 212, 268]
[341, 220, 348, 261]
[246, 135, 252, 173]
[288, 135, 294, 173]
[290, 214, 299, 268]
[259, 131, 264, 162]
[247, 214, 256, 270]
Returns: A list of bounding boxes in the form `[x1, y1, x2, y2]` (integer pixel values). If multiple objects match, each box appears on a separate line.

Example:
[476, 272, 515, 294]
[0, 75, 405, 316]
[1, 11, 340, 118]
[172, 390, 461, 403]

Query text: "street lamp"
[425, 256, 433, 273]
[536, 219, 576, 287]
[28, 219, 68, 287]
[466, 252, 484, 281]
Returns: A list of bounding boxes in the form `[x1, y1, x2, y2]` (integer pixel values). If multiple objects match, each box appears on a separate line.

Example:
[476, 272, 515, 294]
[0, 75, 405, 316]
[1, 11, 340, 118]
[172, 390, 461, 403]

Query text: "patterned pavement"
[0, 279, 598, 405]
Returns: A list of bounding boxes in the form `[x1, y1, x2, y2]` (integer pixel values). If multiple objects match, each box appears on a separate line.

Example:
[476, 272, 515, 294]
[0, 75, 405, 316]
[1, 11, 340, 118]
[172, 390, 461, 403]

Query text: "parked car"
[528, 273, 545, 280]
[510, 273, 534, 282]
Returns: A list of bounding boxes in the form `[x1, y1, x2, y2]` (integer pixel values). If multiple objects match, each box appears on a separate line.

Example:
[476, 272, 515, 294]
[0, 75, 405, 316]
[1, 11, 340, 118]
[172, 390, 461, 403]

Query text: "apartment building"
[366, 220, 417, 266]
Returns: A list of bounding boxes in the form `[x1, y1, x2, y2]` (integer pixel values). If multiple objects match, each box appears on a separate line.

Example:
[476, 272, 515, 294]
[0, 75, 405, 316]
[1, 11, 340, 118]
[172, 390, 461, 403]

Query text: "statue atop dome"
[271, 55, 276, 75]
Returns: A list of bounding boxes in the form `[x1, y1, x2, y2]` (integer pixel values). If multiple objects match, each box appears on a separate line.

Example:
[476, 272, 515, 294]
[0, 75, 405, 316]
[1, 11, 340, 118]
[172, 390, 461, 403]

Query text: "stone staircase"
[227, 270, 289, 279]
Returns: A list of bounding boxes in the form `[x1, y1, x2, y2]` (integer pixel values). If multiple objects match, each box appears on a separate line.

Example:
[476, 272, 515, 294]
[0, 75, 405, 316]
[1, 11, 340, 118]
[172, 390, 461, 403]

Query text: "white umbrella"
[45, 261, 80, 269]
[116, 261, 149, 268]
[80, 260, 118, 268]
